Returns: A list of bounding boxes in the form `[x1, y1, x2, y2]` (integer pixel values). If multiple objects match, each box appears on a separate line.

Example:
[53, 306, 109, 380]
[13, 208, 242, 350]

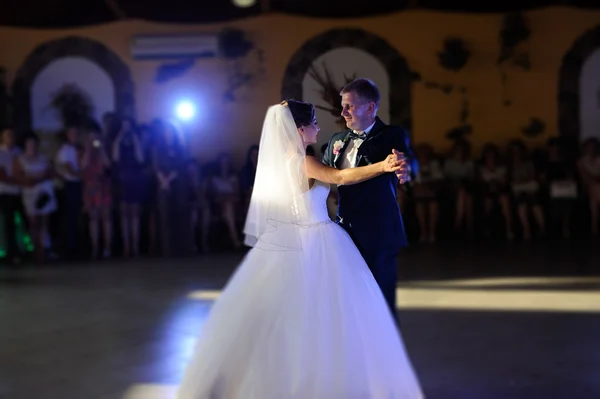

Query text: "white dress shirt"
[339, 120, 376, 170]
[56, 143, 80, 182]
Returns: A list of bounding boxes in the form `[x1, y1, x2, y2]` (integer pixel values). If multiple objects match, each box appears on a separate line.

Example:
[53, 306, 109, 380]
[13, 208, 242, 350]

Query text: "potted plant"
[49, 83, 94, 128]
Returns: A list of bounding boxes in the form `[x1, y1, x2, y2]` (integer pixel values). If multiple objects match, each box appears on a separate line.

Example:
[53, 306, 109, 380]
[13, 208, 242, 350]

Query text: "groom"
[322, 78, 417, 319]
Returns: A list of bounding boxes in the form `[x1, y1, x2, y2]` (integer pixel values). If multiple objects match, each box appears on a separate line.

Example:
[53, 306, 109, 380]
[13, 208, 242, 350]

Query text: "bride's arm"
[305, 155, 402, 186]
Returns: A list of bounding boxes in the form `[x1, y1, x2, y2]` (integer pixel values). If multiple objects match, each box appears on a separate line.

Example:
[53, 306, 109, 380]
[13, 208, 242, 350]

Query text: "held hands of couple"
[382, 150, 407, 174]
[388, 149, 409, 184]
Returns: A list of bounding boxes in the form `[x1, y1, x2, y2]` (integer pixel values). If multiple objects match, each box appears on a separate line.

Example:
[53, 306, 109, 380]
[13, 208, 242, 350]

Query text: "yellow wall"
[0, 7, 599, 162]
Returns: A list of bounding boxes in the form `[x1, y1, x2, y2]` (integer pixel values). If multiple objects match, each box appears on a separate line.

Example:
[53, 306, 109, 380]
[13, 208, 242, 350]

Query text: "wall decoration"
[410, 72, 471, 144]
[219, 29, 253, 59]
[155, 58, 195, 84]
[307, 62, 356, 128]
[219, 28, 265, 101]
[497, 13, 531, 106]
[49, 83, 94, 128]
[522, 117, 546, 138]
[498, 13, 531, 68]
[445, 124, 472, 143]
[407, 37, 472, 144]
[437, 38, 470, 72]
[444, 94, 471, 144]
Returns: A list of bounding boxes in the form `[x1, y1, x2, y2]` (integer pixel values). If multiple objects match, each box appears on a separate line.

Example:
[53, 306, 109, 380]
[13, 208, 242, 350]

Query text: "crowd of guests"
[395, 137, 600, 243]
[0, 113, 260, 264]
[1, 114, 599, 265]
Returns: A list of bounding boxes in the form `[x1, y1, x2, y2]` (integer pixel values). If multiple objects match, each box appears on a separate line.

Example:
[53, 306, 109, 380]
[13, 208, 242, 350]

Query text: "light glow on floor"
[187, 276, 600, 313]
[404, 276, 600, 288]
[122, 383, 177, 399]
[187, 290, 221, 300]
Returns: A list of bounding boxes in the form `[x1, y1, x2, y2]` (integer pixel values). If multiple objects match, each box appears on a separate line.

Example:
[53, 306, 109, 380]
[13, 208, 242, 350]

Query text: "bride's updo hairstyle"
[281, 99, 315, 128]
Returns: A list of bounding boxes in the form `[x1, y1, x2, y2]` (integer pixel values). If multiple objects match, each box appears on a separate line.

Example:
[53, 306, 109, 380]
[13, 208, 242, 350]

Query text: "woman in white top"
[577, 138, 600, 237]
[477, 143, 514, 239]
[13, 132, 57, 262]
[506, 140, 544, 240]
[56, 126, 82, 257]
[444, 140, 475, 234]
[543, 138, 578, 239]
[208, 153, 242, 249]
[412, 143, 443, 243]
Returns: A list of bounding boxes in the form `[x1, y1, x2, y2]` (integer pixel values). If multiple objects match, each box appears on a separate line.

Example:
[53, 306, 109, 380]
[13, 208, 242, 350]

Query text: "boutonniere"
[332, 139, 345, 156]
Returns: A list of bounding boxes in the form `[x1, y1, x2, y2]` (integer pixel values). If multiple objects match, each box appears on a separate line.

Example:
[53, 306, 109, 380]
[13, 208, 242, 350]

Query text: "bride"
[177, 100, 424, 399]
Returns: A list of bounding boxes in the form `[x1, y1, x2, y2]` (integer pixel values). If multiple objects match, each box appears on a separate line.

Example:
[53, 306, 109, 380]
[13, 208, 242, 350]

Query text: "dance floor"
[1, 241, 599, 399]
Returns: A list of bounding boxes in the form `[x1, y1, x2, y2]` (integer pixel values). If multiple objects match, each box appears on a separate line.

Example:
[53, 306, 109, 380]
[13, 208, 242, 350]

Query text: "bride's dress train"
[177, 180, 423, 399]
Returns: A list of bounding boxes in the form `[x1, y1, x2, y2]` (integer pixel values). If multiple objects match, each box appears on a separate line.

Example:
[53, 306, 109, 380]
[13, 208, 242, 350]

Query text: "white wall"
[302, 47, 390, 156]
[580, 48, 600, 142]
[31, 57, 115, 132]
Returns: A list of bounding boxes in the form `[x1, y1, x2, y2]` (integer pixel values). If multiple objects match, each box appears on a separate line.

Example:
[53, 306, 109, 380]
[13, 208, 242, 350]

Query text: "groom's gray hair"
[340, 78, 380, 107]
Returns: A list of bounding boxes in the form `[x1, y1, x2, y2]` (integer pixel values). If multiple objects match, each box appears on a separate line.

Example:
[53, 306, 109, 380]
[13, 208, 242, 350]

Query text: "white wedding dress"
[177, 180, 424, 399]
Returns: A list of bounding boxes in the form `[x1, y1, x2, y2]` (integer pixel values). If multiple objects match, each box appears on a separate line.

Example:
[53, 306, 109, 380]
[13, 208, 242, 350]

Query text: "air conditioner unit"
[131, 34, 219, 60]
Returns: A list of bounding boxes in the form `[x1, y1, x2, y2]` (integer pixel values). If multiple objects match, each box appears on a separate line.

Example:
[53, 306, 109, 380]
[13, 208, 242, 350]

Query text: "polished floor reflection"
[1, 242, 599, 399]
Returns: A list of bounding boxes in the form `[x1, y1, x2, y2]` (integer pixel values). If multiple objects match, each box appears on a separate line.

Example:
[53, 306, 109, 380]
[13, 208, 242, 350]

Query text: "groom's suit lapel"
[333, 131, 352, 168]
[355, 117, 386, 166]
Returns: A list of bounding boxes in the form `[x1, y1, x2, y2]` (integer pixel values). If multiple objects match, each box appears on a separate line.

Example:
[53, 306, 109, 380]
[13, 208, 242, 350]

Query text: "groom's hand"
[392, 149, 410, 184]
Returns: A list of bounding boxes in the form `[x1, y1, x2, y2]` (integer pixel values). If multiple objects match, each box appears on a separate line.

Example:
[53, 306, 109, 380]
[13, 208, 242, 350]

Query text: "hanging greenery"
[410, 71, 471, 144]
[445, 124, 472, 143]
[218, 28, 265, 101]
[409, 37, 471, 143]
[497, 13, 532, 106]
[219, 28, 254, 59]
[409, 71, 422, 83]
[437, 38, 470, 72]
[498, 13, 531, 67]
[49, 83, 94, 128]
[445, 89, 471, 144]
[308, 62, 356, 128]
[522, 117, 546, 138]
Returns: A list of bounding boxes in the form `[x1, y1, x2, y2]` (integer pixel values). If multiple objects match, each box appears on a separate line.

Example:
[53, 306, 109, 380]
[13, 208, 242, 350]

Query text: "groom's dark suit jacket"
[322, 117, 416, 254]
